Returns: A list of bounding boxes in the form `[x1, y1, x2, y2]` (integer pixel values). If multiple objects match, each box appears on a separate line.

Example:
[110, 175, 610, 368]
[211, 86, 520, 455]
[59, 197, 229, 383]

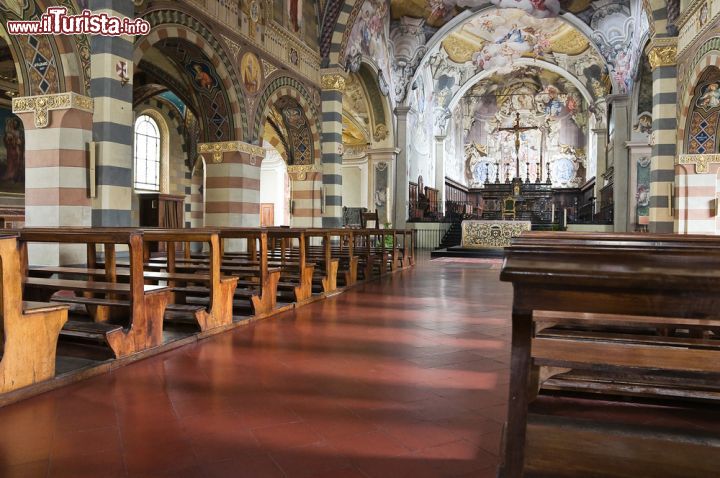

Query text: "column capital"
[12, 92, 94, 128]
[396, 105, 414, 115]
[320, 68, 347, 91]
[367, 147, 400, 161]
[606, 94, 630, 107]
[647, 37, 678, 70]
[198, 140, 266, 164]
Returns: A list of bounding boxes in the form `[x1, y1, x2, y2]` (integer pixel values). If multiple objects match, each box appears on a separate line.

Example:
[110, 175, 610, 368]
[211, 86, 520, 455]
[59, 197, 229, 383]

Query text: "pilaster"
[13, 93, 94, 265]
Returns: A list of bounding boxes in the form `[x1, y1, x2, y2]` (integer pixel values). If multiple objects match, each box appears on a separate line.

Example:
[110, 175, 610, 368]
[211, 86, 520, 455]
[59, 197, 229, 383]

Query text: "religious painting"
[288, 0, 302, 33]
[374, 162, 389, 224]
[697, 82, 720, 110]
[0, 108, 25, 193]
[636, 155, 650, 219]
[490, 0, 561, 18]
[241, 52, 262, 95]
[273, 0, 284, 23]
[345, 0, 393, 96]
[283, 107, 306, 129]
[687, 74, 720, 154]
[187, 60, 218, 92]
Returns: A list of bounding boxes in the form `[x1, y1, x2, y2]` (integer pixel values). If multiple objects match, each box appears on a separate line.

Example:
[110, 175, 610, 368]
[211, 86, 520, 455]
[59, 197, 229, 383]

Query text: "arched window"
[134, 115, 161, 191]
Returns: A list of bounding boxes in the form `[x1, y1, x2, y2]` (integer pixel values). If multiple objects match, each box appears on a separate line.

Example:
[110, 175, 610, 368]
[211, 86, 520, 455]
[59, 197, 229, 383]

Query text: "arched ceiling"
[390, 0, 637, 29]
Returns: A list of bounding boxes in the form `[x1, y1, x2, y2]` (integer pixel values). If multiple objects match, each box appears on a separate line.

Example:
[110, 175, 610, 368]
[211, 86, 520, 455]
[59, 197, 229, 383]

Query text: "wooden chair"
[0, 233, 69, 393]
[361, 211, 380, 229]
[502, 196, 516, 220]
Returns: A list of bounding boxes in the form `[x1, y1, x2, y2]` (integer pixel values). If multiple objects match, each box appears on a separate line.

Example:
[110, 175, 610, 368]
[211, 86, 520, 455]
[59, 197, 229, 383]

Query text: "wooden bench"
[0, 233, 69, 392]
[146, 228, 281, 318]
[499, 232, 720, 477]
[20, 229, 171, 358]
[140, 229, 238, 331]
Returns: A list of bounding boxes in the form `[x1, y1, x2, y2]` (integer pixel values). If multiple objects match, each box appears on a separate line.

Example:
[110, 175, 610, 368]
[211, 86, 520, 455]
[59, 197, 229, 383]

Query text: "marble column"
[13, 92, 94, 265]
[394, 106, 412, 228]
[648, 38, 678, 233]
[320, 69, 345, 228]
[607, 95, 631, 232]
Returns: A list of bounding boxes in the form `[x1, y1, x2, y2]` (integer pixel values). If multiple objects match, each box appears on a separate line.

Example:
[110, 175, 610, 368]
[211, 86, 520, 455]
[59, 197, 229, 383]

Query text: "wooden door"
[260, 203, 274, 227]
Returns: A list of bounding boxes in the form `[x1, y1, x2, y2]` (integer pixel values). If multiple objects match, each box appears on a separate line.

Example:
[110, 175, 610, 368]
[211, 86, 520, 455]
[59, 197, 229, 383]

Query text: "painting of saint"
[283, 107, 306, 129]
[189, 62, 216, 91]
[241, 52, 262, 95]
[698, 83, 720, 110]
[0, 109, 24, 192]
[288, 0, 302, 33]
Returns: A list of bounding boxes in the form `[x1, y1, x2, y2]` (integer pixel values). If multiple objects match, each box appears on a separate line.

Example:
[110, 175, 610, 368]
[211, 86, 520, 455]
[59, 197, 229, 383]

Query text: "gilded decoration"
[678, 153, 720, 173]
[288, 163, 321, 180]
[321, 73, 346, 91]
[648, 45, 678, 70]
[461, 220, 532, 249]
[12, 92, 93, 128]
[198, 141, 266, 164]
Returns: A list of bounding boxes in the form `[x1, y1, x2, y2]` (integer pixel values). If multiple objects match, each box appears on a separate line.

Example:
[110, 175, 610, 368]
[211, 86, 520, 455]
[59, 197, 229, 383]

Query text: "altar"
[461, 220, 532, 249]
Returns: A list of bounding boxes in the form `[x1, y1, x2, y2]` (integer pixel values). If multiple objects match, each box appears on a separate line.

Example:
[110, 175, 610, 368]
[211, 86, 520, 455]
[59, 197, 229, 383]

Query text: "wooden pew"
[20, 228, 171, 358]
[0, 233, 69, 393]
[219, 228, 280, 317]
[142, 228, 282, 318]
[142, 229, 237, 330]
[499, 232, 720, 478]
[264, 228, 315, 303]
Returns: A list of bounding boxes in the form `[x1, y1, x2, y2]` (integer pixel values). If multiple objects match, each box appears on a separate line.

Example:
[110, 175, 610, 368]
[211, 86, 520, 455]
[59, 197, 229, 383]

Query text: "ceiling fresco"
[440, 9, 589, 67]
[390, 0, 631, 28]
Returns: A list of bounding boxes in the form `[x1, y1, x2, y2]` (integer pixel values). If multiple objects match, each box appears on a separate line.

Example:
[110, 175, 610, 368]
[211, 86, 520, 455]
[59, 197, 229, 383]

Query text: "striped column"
[289, 168, 322, 228]
[90, 0, 134, 226]
[320, 69, 345, 228]
[648, 38, 678, 233]
[200, 141, 265, 241]
[13, 93, 94, 265]
[190, 167, 203, 228]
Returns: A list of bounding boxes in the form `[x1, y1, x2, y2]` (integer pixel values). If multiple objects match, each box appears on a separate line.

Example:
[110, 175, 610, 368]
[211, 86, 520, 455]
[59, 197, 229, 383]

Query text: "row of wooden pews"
[499, 232, 720, 477]
[0, 226, 413, 401]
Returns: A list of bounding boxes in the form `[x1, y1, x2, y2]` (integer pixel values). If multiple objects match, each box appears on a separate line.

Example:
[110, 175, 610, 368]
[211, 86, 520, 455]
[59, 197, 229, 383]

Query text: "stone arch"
[254, 77, 320, 163]
[327, 0, 359, 67]
[678, 41, 720, 153]
[135, 10, 247, 141]
[0, 1, 88, 96]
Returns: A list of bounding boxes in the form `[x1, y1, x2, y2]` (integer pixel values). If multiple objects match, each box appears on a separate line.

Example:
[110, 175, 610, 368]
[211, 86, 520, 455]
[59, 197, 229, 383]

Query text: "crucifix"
[498, 112, 539, 180]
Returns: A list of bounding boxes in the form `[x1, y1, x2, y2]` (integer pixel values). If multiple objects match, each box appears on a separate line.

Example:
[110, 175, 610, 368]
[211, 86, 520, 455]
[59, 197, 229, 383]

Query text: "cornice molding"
[12, 92, 93, 128]
[198, 141, 266, 164]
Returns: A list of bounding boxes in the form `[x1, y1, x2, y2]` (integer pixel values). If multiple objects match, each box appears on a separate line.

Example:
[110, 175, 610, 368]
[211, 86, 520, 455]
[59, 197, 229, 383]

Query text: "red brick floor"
[0, 255, 512, 477]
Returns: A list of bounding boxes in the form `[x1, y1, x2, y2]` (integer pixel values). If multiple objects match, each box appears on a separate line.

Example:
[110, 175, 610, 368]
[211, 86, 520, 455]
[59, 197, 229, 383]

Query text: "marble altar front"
[461, 220, 532, 249]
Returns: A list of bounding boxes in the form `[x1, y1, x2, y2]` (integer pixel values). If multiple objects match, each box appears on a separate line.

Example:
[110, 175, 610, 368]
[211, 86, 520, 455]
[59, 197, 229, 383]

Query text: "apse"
[453, 67, 589, 189]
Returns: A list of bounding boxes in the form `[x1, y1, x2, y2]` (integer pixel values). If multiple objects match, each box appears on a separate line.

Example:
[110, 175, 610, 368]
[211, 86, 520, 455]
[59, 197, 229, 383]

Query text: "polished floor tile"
[0, 256, 512, 477]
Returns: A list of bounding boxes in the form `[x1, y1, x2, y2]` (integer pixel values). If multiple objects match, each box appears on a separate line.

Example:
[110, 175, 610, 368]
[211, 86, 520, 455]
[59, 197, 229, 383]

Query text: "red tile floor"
[0, 255, 512, 477]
